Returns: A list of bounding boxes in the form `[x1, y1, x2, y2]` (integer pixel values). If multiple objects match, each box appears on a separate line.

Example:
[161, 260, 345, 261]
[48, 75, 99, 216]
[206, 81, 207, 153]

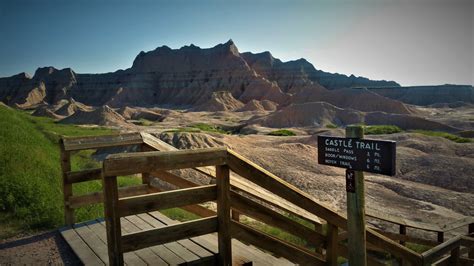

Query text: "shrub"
[414, 130, 472, 143]
[267, 129, 297, 136]
[364, 125, 402, 135]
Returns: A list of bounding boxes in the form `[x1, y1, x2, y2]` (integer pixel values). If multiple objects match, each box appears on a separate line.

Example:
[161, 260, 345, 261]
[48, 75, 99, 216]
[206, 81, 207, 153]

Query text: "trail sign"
[317, 136, 396, 176]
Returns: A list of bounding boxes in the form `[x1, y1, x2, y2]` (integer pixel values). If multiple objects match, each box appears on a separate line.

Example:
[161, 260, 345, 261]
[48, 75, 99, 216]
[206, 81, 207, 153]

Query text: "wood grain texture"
[102, 175, 123, 266]
[118, 185, 217, 216]
[326, 223, 338, 266]
[121, 216, 218, 253]
[68, 184, 149, 209]
[65, 168, 102, 184]
[103, 147, 228, 176]
[216, 165, 232, 266]
[62, 132, 143, 151]
[230, 190, 325, 247]
[230, 220, 325, 266]
[141, 132, 322, 228]
[60, 139, 74, 226]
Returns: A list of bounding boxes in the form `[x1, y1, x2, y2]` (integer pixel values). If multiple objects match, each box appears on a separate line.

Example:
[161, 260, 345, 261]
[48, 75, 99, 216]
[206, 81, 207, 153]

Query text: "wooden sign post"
[317, 125, 396, 266]
[346, 125, 367, 266]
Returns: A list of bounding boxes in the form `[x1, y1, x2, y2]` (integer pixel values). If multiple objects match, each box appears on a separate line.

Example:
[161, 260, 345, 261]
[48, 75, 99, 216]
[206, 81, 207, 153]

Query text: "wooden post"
[346, 125, 367, 266]
[469, 223, 474, 259]
[231, 209, 241, 222]
[60, 139, 74, 226]
[140, 144, 151, 185]
[399, 224, 407, 245]
[437, 231, 444, 243]
[449, 246, 460, 266]
[216, 165, 232, 266]
[398, 224, 407, 266]
[103, 175, 123, 266]
[326, 223, 339, 266]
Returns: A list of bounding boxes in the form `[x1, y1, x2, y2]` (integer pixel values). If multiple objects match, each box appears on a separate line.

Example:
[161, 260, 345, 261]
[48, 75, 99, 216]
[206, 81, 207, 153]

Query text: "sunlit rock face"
[0, 40, 408, 113]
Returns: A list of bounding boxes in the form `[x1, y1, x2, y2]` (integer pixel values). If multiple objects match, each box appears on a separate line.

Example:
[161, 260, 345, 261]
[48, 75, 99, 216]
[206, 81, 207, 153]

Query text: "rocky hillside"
[0, 40, 407, 113]
[367, 85, 474, 105]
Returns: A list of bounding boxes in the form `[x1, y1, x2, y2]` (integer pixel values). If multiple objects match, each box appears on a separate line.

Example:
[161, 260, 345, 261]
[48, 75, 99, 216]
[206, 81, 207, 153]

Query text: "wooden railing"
[59, 133, 154, 225]
[60, 133, 474, 266]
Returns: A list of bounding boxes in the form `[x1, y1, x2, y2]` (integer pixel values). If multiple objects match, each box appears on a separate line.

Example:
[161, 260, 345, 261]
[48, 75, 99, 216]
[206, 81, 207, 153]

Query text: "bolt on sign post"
[317, 125, 396, 266]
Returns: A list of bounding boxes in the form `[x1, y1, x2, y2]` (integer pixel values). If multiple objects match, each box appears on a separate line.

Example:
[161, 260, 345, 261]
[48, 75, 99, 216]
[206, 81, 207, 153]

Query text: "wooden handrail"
[60, 132, 472, 266]
[121, 216, 218, 253]
[422, 235, 462, 265]
[61, 132, 143, 151]
[227, 148, 424, 265]
[103, 148, 228, 176]
[230, 220, 325, 265]
[118, 185, 217, 216]
[230, 190, 326, 247]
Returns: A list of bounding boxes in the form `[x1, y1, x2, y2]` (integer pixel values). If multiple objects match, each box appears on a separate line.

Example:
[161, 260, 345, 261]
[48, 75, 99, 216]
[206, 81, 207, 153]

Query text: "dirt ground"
[0, 230, 81, 265]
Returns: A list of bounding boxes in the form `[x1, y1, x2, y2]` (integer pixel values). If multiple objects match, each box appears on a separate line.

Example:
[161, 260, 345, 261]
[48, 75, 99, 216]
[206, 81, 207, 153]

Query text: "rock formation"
[0, 40, 410, 115]
[368, 85, 474, 105]
[59, 105, 126, 126]
[192, 91, 244, 112]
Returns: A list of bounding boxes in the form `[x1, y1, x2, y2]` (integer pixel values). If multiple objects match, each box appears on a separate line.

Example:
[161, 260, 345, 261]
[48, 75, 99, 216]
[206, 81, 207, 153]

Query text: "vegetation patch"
[160, 208, 201, 222]
[0, 106, 140, 232]
[414, 130, 472, 143]
[267, 129, 296, 136]
[326, 123, 338, 129]
[136, 118, 153, 126]
[364, 125, 402, 135]
[190, 123, 229, 134]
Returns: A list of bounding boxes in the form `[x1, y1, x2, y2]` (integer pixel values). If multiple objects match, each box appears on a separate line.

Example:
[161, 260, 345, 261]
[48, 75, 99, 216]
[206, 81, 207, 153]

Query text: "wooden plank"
[141, 132, 177, 151]
[141, 132, 322, 227]
[66, 168, 102, 184]
[118, 185, 217, 216]
[217, 165, 232, 266]
[422, 235, 462, 265]
[367, 209, 443, 232]
[228, 149, 423, 265]
[74, 223, 110, 264]
[228, 149, 345, 229]
[372, 228, 438, 247]
[151, 210, 293, 266]
[62, 132, 143, 151]
[459, 257, 474, 266]
[60, 139, 74, 225]
[366, 229, 423, 265]
[122, 216, 218, 253]
[60, 227, 105, 265]
[148, 211, 218, 254]
[125, 214, 200, 264]
[112, 217, 185, 266]
[441, 217, 474, 231]
[230, 220, 325, 266]
[150, 170, 201, 188]
[135, 213, 215, 263]
[144, 181, 216, 218]
[102, 175, 123, 266]
[69, 184, 149, 209]
[92, 219, 157, 266]
[103, 147, 228, 176]
[230, 190, 325, 247]
[336, 243, 386, 266]
[326, 223, 338, 266]
[231, 176, 323, 233]
[115, 217, 164, 265]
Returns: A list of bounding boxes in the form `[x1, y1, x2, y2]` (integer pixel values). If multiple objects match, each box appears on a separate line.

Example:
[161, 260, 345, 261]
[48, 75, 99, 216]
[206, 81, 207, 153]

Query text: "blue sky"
[0, 0, 472, 86]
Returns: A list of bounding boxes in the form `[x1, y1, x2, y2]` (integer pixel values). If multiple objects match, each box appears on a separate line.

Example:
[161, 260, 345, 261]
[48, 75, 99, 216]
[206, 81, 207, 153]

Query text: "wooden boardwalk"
[61, 211, 295, 266]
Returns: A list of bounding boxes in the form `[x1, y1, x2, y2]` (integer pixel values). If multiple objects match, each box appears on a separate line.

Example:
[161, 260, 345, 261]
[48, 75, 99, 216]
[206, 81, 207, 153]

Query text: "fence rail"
[60, 133, 474, 266]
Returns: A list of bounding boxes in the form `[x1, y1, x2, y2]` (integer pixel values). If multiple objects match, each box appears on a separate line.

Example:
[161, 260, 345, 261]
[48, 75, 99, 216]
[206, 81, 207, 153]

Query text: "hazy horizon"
[0, 0, 472, 86]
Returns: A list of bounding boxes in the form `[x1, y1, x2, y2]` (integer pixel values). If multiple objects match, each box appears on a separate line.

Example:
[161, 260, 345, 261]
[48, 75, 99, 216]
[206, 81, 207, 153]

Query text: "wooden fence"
[60, 132, 474, 266]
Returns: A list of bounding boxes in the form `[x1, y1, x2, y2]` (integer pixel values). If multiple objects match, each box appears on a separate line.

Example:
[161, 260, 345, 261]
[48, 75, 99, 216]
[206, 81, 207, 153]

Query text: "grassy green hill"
[0, 105, 126, 237]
